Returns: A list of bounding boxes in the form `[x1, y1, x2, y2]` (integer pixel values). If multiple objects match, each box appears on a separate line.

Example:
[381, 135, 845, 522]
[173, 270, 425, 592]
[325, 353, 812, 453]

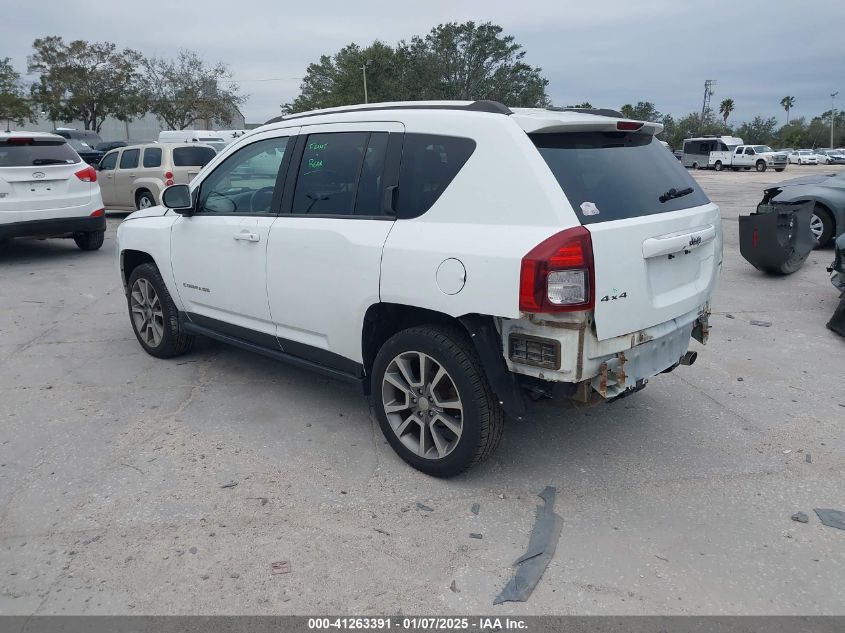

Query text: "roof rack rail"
[547, 106, 625, 118]
[264, 100, 512, 125]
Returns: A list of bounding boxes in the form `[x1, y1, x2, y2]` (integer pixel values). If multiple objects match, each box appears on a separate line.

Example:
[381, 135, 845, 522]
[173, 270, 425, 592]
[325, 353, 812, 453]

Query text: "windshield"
[798, 150, 814, 155]
[753, 146, 774, 153]
[67, 139, 94, 152]
[532, 132, 710, 225]
[0, 138, 80, 166]
[173, 146, 216, 167]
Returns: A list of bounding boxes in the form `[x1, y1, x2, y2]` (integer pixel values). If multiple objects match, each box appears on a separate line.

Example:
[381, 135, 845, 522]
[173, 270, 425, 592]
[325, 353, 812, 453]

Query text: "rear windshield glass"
[532, 132, 710, 225]
[173, 146, 216, 167]
[0, 139, 80, 167]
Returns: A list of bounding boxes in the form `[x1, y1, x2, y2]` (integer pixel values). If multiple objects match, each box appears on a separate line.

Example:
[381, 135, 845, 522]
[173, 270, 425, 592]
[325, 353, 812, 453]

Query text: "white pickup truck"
[709, 144, 788, 172]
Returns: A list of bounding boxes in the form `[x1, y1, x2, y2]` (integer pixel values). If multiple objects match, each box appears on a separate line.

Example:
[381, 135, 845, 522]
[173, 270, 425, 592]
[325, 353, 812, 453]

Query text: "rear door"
[171, 145, 216, 185]
[532, 131, 721, 340]
[0, 137, 91, 222]
[266, 122, 402, 364]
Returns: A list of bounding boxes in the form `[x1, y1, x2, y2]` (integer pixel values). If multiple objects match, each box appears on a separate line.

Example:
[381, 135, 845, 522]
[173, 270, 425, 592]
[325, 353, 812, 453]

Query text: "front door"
[97, 150, 119, 207]
[267, 122, 403, 365]
[170, 130, 297, 338]
[116, 147, 140, 207]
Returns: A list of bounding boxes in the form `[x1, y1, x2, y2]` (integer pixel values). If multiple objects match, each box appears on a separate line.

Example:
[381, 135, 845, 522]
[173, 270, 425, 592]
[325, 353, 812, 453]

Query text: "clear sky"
[6, 0, 844, 124]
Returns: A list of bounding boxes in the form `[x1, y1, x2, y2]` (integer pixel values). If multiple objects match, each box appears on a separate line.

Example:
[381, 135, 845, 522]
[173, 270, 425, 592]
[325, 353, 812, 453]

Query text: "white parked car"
[117, 101, 721, 476]
[0, 131, 106, 250]
[158, 131, 228, 153]
[790, 150, 819, 165]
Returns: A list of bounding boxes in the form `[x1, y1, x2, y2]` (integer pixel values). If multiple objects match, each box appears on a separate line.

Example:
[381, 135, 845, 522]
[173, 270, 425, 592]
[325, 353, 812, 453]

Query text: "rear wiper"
[659, 187, 694, 203]
[32, 158, 71, 165]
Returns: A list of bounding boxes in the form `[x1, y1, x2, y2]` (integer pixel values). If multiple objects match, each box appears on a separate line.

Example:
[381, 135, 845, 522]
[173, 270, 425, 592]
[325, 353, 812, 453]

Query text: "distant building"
[20, 108, 246, 142]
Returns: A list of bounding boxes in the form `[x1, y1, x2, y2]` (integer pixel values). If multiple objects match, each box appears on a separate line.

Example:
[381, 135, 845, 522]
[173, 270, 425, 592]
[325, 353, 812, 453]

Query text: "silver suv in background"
[98, 143, 216, 211]
[0, 131, 106, 250]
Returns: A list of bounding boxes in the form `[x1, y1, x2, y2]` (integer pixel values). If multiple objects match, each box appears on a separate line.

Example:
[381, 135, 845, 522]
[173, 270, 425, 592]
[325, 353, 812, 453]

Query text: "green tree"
[565, 101, 594, 109]
[285, 22, 549, 113]
[28, 36, 144, 132]
[718, 98, 735, 125]
[0, 58, 35, 129]
[780, 96, 795, 124]
[619, 101, 661, 121]
[142, 50, 246, 130]
[284, 41, 404, 113]
[735, 115, 778, 145]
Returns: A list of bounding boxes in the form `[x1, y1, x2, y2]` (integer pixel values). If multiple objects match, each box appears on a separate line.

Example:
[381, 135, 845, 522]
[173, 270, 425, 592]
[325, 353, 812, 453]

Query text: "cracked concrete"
[0, 167, 843, 615]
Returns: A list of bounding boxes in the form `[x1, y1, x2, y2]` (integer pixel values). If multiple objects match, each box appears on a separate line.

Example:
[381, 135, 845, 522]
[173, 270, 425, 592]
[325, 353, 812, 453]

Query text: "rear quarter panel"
[379, 114, 579, 320]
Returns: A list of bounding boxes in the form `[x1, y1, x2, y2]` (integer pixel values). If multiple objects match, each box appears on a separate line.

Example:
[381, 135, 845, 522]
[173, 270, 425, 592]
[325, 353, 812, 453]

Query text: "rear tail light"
[519, 226, 594, 313]
[75, 165, 97, 183]
[617, 121, 644, 131]
[8, 137, 34, 144]
[90, 208, 105, 217]
[164, 171, 174, 186]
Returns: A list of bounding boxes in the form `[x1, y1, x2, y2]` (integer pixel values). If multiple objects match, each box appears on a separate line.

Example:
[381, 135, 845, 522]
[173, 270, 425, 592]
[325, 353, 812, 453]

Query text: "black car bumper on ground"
[0, 215, 106, 241]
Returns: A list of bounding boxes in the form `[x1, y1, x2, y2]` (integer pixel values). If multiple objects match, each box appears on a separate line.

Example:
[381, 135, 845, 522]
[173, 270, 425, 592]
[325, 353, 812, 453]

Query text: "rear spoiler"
[515, 115, 663, 136]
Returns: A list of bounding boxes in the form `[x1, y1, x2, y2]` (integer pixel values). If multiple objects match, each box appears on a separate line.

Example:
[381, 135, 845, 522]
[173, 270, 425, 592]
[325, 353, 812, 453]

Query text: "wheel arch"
[120, 249, 158, 291]
[361, 303, 526, 418]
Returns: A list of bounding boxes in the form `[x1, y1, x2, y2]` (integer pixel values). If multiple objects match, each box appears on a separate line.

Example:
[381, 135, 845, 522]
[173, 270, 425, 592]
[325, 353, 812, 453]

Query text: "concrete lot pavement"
[0, 166, 843, 615]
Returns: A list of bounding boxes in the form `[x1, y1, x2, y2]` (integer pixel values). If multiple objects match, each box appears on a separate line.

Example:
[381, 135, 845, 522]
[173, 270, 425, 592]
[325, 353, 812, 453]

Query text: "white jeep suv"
[1, 131, 106, 250]
[117, 101, 721, 476]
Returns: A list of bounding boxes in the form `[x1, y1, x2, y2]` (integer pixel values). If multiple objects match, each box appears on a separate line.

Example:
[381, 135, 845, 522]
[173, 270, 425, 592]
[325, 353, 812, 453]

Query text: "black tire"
[136, 190, 156, 210]
[731, 166, 741, 172]
[756, 160, 767, 172]
[73, 230, 105, 251]
[812, 205, 835, 249]
[691, 162, 699, 170]
[775, 168, 785, 172]
[714, 161, 723, 171]
[371, 325, 504, 477]
[127, 262, 193, 358]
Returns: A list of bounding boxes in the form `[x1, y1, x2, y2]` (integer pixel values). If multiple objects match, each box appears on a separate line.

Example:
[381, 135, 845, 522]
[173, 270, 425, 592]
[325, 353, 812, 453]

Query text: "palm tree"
[781, 96, 796, 124]
[719, 98, 735, 125]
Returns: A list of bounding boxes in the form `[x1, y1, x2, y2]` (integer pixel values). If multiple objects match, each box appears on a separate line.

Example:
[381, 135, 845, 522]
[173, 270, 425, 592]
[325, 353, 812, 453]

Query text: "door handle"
[233, 231, 260, 242]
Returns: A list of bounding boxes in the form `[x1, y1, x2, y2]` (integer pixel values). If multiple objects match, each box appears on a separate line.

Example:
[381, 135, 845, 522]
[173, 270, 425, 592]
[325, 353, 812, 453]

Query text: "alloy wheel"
[810, 213, 824, 242]
[381, 351, 464, 460]
[130, 278, 164, 347]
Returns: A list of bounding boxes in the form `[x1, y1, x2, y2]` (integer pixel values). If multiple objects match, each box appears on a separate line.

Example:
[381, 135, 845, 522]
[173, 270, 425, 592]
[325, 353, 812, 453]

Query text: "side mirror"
[162, 184, 194, 215]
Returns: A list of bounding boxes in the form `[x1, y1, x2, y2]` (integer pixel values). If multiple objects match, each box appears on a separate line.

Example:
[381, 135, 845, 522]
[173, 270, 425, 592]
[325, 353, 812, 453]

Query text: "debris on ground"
[220, 481, 238, 489]
[737, 377, 744, 382]
[469, 533, 483, 540]
[230, 572, 240, 579]
[814, 509, 845, 530]
[373, 528, 390, 536]
[791, 512, 809, 523]
[725, 314, 735, 319]
[81, 535, 101, 546]
[655, 554, 669, 562]
[749, 320, 773, 327]
[783, 449, 792, 454]
[494, 486, 562, 605]
[189, 547, 197, 554]
[415, 502, 434, 512]
[471, 503, 480, 515]
[271, 560, 292, 575]
[449, 580, 459, 593]
[805, 453, 812, 464]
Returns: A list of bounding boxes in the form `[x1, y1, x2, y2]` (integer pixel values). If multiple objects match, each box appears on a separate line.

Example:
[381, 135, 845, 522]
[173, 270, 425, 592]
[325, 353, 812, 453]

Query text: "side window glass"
[143, 147, 162, 168]
[119, 149, 139, 169]
[197, 137, 289, 214]
[735, 147, 743, 155]
[291, 132, 368, 215]
[745, 147, 754, 155]
[99, 151, 118, 171]
[354, 133, 388, 215]
[396, 133, 476, 218]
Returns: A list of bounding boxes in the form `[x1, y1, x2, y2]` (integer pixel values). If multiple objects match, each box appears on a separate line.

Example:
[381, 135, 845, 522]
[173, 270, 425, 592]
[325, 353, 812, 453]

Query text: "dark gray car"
[759, 171, 845, 247]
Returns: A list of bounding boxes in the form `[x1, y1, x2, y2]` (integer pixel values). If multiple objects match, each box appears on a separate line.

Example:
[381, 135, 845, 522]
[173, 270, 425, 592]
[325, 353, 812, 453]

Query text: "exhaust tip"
[680, 351, 698, 366]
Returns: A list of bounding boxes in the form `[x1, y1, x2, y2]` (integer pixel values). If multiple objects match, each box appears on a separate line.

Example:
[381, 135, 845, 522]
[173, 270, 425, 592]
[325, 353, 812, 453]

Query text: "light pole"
[361, 61, 371, 104]
[831, 91, 839, 148]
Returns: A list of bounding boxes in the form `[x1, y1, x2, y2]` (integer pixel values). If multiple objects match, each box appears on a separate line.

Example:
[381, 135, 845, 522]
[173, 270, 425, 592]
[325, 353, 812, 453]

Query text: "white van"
[158, 131, 227, 153]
